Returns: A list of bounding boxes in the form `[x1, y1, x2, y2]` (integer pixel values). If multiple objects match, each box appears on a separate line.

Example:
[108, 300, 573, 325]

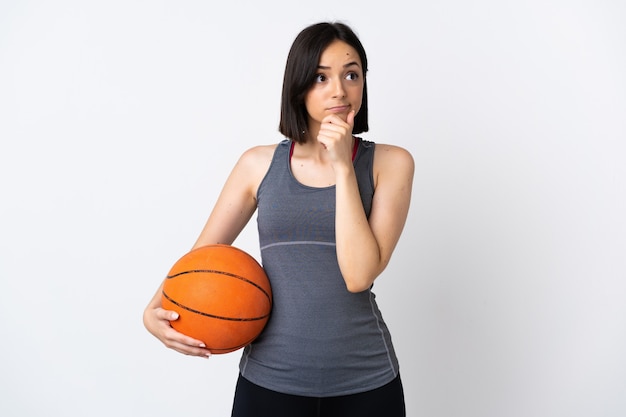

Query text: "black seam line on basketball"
[166, 269, 271, 302]
[162, 291, 270, 322]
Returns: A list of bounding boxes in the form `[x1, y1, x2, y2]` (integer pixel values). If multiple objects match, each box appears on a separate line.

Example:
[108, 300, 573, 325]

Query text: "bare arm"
[143, 145, 274, 356]
[318, 111, 414, 292]
[191, 145, 274, 249]
[335, 144, 414, 292]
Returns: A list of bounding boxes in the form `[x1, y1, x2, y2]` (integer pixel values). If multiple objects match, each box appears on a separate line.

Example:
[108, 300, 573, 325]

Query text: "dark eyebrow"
[317, 61, 361, 70]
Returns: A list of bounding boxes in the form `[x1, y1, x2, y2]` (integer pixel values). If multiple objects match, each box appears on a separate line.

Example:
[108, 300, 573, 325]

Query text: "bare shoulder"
[228, 144, 278, 195]
[373, 143, 415, 179]
[240, 143, 278, 161]
[235, 143, 277, 175]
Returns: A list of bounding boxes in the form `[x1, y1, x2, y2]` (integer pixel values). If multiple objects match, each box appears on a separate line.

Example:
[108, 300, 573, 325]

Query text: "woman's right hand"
[143, 289, 212, 358]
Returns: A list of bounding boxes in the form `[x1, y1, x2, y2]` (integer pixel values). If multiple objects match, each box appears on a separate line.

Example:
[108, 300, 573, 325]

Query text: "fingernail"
[199, 343, 206, 348]
[171, 312, 179, 320]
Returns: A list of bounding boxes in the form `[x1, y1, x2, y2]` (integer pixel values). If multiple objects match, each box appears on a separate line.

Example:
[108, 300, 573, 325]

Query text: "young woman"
[144, 21, 414, 417]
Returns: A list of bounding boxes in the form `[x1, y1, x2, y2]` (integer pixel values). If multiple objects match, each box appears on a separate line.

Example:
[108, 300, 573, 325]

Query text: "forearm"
[334, 169, 383, 292]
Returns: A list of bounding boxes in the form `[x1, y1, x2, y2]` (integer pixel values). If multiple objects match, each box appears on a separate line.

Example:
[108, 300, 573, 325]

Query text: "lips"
[328, 105, 350, 113]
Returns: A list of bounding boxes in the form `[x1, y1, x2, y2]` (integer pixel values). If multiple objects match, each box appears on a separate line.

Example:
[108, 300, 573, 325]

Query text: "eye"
[345, 72, 359, 81]
[314, 73, 327, 83]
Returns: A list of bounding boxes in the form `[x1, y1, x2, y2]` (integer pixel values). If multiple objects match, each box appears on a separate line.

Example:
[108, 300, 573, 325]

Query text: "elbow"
[343, 274, 376, 293]
[346, 282, 371, 293]
[341, 261, 388, 293]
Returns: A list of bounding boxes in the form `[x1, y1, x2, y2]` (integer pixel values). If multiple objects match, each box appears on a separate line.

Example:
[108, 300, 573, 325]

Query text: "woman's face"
[304, 40, 364, 128]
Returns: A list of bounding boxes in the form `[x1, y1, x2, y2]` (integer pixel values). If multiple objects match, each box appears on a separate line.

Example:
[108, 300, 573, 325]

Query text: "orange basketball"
[161, 244, 272, 354]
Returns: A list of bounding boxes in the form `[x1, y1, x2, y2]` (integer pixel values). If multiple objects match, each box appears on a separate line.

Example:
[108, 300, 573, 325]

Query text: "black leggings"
[231, 374, 406, 417]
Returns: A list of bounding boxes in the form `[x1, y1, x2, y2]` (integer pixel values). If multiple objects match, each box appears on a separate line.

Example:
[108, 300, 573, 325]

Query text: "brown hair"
[278, 22, 369, 143]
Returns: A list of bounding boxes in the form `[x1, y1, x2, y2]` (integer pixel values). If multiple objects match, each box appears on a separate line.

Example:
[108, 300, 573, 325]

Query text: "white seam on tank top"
[260, 241, 336, 251]
[369, 290, 398, 377]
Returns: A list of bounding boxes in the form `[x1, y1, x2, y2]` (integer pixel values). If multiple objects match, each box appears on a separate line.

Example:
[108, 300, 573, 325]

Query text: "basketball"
[161, 244, 272, 354]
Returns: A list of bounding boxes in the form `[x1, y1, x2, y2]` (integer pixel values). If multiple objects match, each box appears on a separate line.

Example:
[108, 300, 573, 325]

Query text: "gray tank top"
[239, 138, 400, 397]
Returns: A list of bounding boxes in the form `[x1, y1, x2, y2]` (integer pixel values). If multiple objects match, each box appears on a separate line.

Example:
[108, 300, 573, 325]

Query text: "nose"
[331, 78, 346, 98]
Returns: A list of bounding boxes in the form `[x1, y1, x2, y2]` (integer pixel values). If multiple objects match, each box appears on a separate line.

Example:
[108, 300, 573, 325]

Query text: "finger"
[347, 110, 356, 128]
[176, 333, 208, 350]
[322, 112, 354, 136]
[319, 120, 350, 137]
[167, 339, 213, 358]
[159, 317, 206, 347]
[156, 308, 179, 321]
[162, 328, 212, 357]
[322, 113, 347, 126]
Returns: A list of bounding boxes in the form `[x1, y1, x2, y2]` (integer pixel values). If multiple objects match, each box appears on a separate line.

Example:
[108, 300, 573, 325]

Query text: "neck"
[290, 137, 359, 162]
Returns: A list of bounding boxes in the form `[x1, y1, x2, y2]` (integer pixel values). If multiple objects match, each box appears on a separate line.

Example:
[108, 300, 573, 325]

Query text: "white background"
[1, 1, 625, 416]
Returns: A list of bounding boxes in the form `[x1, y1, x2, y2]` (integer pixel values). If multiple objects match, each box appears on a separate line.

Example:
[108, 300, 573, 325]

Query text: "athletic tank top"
[239, 138, 400, 397]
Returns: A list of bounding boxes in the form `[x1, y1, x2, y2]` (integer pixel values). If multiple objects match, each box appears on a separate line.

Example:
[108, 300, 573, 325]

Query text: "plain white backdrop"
[1, 0, 625, 416]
